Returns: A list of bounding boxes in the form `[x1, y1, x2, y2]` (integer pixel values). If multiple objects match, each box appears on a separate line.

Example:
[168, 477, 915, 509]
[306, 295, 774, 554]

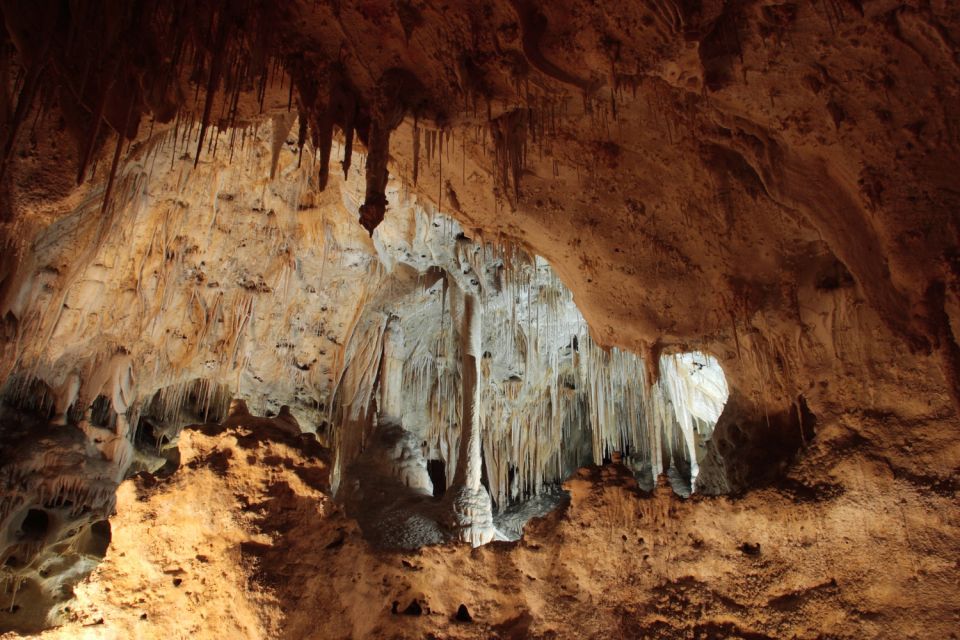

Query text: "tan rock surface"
[7, 397, 956, 639]
[0, 1, 958, 637]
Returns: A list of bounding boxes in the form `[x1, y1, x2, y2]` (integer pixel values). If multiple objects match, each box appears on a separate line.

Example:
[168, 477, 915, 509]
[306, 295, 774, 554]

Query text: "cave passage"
[0, 118, 737, 626]
[333, 206, 730, 546]
[18, 510, 48, 542]
[0, 0, 957, 634]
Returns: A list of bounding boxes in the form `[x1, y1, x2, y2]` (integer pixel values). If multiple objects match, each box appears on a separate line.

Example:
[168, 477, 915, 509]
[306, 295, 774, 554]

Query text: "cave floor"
[5, 409, 958, 640]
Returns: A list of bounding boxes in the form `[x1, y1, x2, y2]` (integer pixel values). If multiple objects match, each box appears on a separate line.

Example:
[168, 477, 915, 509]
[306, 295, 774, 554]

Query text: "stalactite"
[490, 109, 530, 203]
[332, 207, 729, 514]
[269, 112, 296, 180]
[296, 109, 308, 168]
[358, 68, 428, 235]
[412, 119, 421, 185]
[307, 65, 360, 191]
[194, 8, 231, 169]
[99, 100, 135, 218]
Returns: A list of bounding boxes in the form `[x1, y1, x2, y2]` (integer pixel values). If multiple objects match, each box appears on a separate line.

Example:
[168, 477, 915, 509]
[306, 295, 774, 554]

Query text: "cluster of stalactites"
[139, 378, 234, 440]
[1, 0, 442, 255]
[577, 342, 727, 494]
[478, 329, 728, 507]
[331, 208, 729, 507]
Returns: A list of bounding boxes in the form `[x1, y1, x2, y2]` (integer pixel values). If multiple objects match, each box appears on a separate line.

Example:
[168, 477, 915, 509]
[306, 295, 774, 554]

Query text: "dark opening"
[90, 394, 114, 428]
[85, 520, 112, 558]
[703, 393, 820, 494]
[19, 508, 49, 541]
[455, 604, 473, 623]
[427, 459, 446, 497]
[479, 449, 492, 495]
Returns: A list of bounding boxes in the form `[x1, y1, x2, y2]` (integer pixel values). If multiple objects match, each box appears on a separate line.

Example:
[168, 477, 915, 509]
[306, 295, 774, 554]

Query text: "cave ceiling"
[0, 1, 955, 399]
[0, 1, 959, 634]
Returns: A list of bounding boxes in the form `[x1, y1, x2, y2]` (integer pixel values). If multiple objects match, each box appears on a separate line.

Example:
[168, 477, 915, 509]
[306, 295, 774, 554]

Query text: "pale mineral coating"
[0, 115, 735, 622]
[0, 0, 958, 637]
[1, 2, 958, 438]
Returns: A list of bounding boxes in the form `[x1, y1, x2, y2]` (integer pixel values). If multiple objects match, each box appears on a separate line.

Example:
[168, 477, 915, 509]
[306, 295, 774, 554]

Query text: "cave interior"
[0, 1, 958, 638]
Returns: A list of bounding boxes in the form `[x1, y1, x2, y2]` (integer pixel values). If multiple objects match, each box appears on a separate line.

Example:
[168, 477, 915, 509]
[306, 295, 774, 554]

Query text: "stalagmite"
[378, 321, 405, 420]
[444, 247, 495, 546]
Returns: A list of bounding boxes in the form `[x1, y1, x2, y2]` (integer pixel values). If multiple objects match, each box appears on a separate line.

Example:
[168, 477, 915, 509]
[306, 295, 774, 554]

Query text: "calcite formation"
[0, 409, 115, 632]
[0, 0, 957, 636]
[0, 116, 730, 624]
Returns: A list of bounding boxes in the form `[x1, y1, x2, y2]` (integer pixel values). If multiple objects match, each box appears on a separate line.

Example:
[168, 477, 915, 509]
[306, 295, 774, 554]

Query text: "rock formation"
[0, 0, 957, 636]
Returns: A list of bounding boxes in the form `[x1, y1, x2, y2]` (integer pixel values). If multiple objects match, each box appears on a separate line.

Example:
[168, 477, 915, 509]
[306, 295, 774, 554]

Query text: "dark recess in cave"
[19, 509, 49, 542]
[427, 459, 446, 497]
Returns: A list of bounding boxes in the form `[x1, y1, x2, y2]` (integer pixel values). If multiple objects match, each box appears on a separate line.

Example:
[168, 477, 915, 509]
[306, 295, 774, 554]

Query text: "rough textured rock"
[0, 118, 730, 556]
[0, 0, 957, 636]
[6, 406, 958, 639]
[0, 412, 115, 634]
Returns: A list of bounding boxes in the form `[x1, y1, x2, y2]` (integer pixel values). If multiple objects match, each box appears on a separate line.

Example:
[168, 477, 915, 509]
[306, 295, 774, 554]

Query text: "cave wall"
[0, 0, 955, 562]
[0, 0, 956, 425]
[0, 115, 736, 621]
[0, 0, 957, 634]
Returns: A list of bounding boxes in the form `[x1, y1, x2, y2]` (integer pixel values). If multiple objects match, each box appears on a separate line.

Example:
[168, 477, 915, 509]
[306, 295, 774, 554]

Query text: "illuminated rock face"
[0, 112, 893, 618]
[0, 1, 958, 635]
[333, 171, 731, 546]
[0, 121, 731, 624]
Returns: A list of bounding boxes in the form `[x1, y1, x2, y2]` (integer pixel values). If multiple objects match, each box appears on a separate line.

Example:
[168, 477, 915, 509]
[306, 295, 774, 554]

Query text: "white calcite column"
[445, 257, 495, 546]
[378, 321, 405, 421]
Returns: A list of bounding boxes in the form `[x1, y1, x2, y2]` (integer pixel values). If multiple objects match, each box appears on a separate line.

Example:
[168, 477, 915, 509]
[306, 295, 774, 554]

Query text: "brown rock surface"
[7, 405, 957, 639]
[0, 0, 958, 637]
